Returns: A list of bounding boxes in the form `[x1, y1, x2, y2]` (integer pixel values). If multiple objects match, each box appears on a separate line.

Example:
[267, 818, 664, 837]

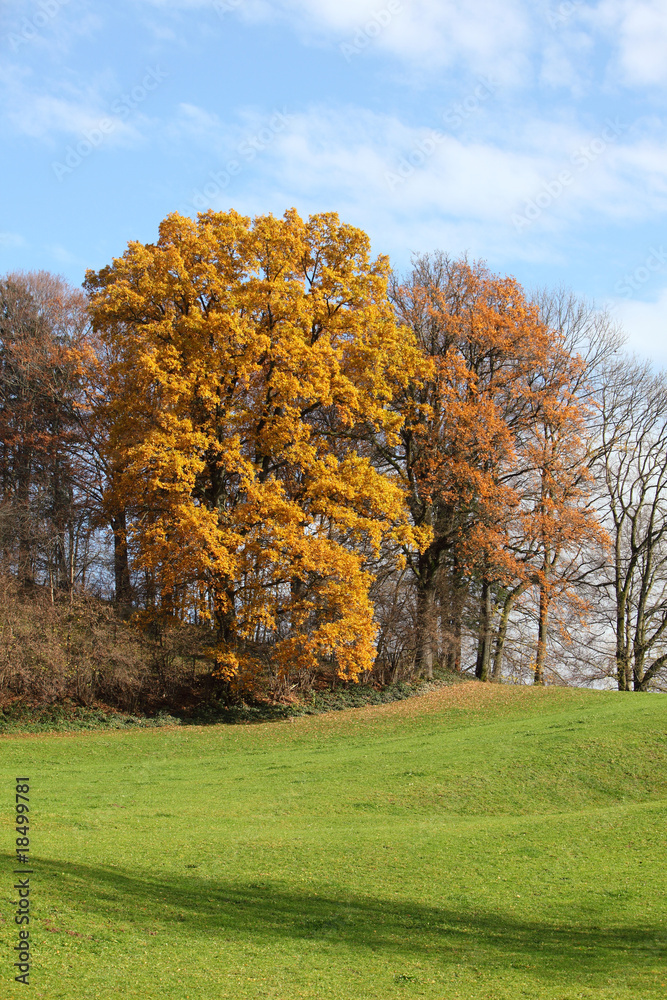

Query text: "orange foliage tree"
[386, 253, 601, 681]
[84, 209, 421, 685]
[491, 322, 606, 683]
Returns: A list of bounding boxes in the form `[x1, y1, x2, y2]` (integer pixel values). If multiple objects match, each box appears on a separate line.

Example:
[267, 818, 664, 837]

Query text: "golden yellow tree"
[84, 209, 420, 683]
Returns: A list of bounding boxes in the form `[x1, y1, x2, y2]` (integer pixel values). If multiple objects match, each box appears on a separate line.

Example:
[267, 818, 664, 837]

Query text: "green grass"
[1, 683, 665, 999]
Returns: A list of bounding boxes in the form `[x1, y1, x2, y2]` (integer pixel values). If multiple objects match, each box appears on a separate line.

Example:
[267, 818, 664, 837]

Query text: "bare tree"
[594, 360, 667, 690]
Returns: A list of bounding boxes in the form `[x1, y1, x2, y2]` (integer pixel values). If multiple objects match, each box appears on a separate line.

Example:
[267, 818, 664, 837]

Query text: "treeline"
[1, 208, 665, 710]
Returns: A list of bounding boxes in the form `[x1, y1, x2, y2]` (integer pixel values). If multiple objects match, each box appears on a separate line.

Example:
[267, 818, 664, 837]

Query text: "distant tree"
[0, 272, 90, 596]
[519, 289, 622, 685]
[595, 359, 667, 691]
[71, 327, 134, 611]
[520, 363, 605, 685]
[380, 254, 599, 682]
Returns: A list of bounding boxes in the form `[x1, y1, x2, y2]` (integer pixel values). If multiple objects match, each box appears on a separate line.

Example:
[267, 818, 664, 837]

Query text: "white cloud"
[8, 93, 139, 145]
[135, 0, 667, 91]
[135, 0, 667, 93]
[538, 42, 587, 93]
[46, 243, 89, 268]
[138, 0, 533, 79]
[2, 1, 104, 58]
[171, 101, 223, 136]
[280, 0, 531, 76]
[0, 232, 26, 249]
[589, 0, 667, 86]
[174, 105, 667, 270]
[0, 61, 168, 148]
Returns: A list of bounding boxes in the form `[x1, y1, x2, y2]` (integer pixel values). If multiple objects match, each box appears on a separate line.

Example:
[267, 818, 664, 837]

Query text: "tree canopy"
[84, 208, 422, 683]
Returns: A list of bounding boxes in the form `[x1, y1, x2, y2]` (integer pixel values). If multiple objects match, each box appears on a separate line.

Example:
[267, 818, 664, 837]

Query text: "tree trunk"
[416, 582, 435, 679]
[447, 609, 462, 672]
[614, 551, 632, 690]
[443, 566, 465, 672]
[616, 598, 630, 690]
[111, 511, 132, 615]
[475, 579, 493, 681]
[534, 579, 549, 685]
[633, 614, 646, 690]
[492, 582, 525, 680]
[17, 454, 33, 587]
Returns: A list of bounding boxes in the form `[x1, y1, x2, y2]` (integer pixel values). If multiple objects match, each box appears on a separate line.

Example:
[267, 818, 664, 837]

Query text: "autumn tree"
[515, 290, 619, 685]
[381, 255, 558, 677]
[518, 369, 604, 685]
[371, 255, 603, 683]
[0, 272, 91, 596]
[84, 209, 421, 685]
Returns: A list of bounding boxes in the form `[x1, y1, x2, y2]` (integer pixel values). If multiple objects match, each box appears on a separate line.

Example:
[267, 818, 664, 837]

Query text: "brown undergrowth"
[0, 575, 440, 718]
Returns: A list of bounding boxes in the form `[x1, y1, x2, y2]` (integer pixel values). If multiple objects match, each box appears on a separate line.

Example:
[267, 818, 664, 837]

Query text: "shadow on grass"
[34, 856, 665, 987]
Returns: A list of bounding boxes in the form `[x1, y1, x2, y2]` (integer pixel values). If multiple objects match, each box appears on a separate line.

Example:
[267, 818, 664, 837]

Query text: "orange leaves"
[393, 256, 541, 561]
[85, 208, 421, 683]
[391, 253, 603, 599]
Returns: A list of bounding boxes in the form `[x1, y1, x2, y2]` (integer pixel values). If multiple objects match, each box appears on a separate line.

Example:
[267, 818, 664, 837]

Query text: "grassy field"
[1, 683, 665, 999]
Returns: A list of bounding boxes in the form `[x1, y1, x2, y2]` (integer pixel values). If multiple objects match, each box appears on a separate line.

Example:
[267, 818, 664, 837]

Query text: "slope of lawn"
[1, 683, 666, 999]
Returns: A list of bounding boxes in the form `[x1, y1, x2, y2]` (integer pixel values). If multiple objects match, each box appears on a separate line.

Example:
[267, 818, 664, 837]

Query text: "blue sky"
[1, 0, 666, 362]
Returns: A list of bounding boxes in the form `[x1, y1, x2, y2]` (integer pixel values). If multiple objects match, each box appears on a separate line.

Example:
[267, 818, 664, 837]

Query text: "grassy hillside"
[1, 683, 665, 999]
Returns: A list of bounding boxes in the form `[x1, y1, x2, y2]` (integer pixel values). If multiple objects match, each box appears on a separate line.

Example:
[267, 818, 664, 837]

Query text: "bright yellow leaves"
[84, 208, 422, 683]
